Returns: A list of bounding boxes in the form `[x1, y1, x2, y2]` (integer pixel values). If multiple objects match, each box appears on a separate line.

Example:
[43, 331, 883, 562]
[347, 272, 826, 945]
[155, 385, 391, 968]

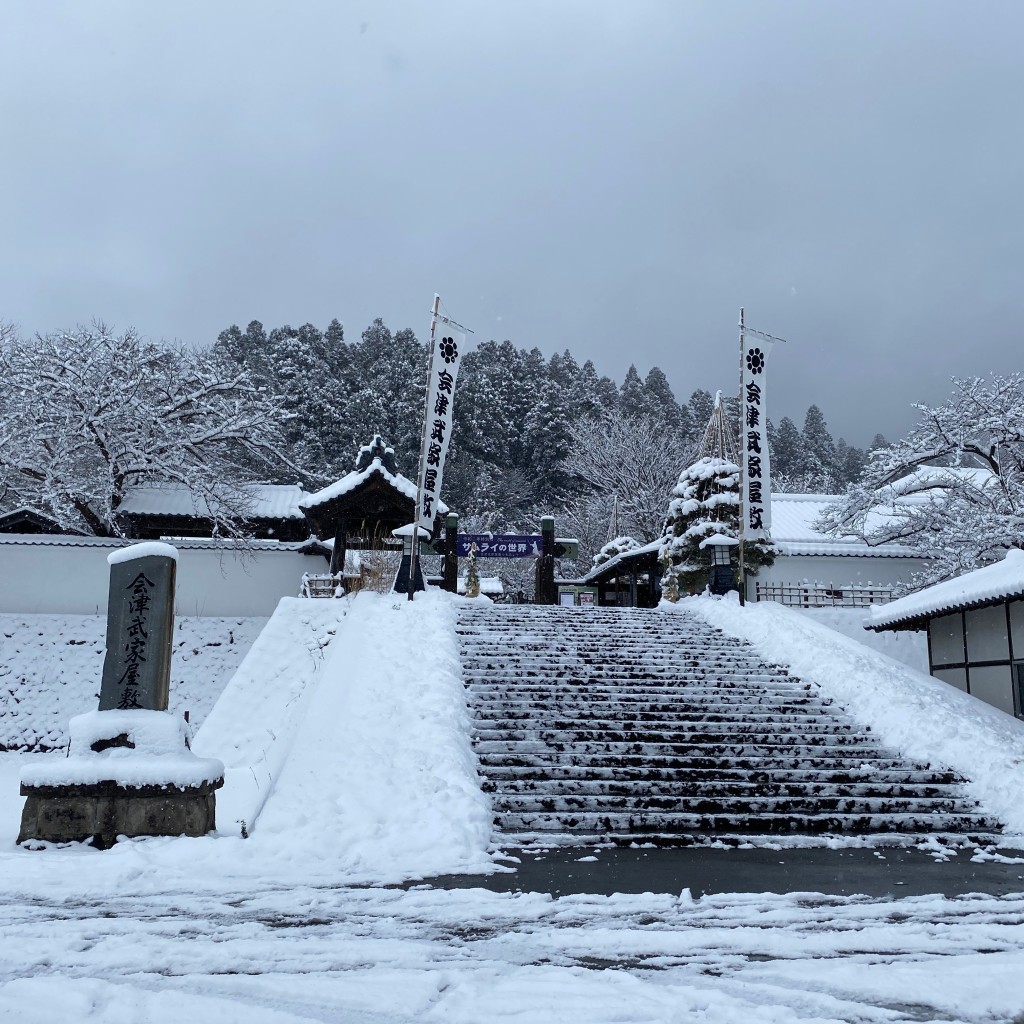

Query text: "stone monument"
[18, 542, 224, 848]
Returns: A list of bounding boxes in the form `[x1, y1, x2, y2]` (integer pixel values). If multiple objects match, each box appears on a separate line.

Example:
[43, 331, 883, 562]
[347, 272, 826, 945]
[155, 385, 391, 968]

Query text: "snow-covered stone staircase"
[458, 604, 1002, 841]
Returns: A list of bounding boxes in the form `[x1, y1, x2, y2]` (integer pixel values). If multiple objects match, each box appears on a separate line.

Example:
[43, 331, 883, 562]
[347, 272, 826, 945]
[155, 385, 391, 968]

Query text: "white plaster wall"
[0, 543, 323, 616]
[751, 553, 931, 593]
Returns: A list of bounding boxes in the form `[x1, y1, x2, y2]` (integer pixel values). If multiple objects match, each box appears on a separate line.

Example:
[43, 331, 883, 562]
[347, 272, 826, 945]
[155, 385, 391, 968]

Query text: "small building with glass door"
[867, 549, 1024, 718]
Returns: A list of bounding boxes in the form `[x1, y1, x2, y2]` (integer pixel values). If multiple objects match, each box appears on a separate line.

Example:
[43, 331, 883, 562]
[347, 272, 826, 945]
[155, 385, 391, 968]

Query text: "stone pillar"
[99, 547, 176, 712]
[442, 513, 458, 593]
[391, 524, 426, 594]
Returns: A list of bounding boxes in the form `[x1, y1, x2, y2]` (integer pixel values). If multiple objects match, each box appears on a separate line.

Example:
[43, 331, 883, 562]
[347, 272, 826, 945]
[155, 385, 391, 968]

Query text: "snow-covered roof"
[0, 534, 313, 552]
[769, 493, 921, 558]
[119, 483, 308, 520]
[582, 538, 663, 583]
[299, 458, 448, 516]
[869, 549, 1024, 631]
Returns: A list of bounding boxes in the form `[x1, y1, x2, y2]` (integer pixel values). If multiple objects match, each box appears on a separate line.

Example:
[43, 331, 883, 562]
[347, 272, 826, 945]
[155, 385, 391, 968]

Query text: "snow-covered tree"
[619, 365, 647, 418]
[592, 535, 641, 568]
[819, 374, 1024, 588]
[661, 456, 775, 593]
[799, 404, 841, 490]
[0, 324, 301, 536]
[769, 416, 808, 489]
[565, 414, 692, 542]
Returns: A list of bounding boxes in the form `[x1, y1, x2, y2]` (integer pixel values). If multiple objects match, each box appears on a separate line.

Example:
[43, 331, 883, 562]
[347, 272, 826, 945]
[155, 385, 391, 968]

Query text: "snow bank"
[192, 597, 347, 836]
[796, 607, 929, 673]
[20, 710, 223, 788]
[676, 595, 1024, 834]
[253, 590, 491, 880]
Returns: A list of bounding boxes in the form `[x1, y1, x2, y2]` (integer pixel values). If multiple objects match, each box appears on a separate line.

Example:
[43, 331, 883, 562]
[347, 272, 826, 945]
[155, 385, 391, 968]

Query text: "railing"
[755, 582, 893, 608]
[300, 573, 345, 599]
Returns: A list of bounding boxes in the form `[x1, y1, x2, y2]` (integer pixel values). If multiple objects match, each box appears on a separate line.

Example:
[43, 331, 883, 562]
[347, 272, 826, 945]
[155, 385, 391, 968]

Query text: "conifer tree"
[642, 367, 680, 427]
[661, 456, 775, 593]
[619, 365, 646, 418]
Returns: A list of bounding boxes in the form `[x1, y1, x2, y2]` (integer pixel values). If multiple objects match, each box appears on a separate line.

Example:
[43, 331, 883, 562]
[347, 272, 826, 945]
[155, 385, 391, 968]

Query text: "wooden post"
[538, 515, 556, 605]
[409, 294, 441, 600]
[443, 513, 458, 593]
[737, 306, 747, 606]
[330, 518, 348, 579]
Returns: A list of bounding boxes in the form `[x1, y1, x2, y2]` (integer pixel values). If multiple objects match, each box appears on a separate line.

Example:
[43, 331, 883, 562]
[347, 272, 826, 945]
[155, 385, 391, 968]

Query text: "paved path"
[420, 843, 1024, 897]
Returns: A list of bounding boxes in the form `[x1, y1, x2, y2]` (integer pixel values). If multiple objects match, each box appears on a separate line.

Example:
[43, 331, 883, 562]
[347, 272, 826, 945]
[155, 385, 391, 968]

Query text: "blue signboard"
[457, 534, 542, 558]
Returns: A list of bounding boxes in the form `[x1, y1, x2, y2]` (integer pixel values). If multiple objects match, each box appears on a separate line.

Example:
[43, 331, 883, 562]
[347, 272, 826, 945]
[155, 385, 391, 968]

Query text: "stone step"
[473, 728, 874, 746]
[474, 743, 897, 762]
[483, 778, 966, 799]
[468, 704, 839, 720]
[457, 605, 1003, 840]
[476, 752, 947, 774]
[491, 793, 982, 815]
[467, 690, 832, 709]
[465, 676, 815, 691]
[496, 810, 1002, 835]
[472, 715, 860, 734]
[480, 764, 962, 785]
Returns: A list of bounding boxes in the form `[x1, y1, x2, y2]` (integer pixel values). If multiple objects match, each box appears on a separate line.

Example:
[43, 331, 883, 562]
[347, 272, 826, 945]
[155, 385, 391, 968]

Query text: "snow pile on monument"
[20, 710, 223, 789]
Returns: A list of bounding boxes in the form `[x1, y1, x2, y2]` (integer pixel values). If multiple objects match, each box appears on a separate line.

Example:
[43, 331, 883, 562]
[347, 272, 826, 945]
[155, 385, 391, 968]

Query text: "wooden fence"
[755, 582, 893, 608]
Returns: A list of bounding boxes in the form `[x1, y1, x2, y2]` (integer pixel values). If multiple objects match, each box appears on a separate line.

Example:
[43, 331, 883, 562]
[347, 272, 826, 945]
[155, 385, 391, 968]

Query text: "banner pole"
[737, 306, 747, 606]
[408, 293, 441, 600]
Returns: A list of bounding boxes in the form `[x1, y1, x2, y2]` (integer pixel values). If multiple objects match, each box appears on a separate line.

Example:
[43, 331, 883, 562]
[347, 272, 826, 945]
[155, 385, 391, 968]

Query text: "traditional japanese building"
[575, 539, 662, 608]
[298, 435, 448, 575]
[116, 483, 309, 541]
[0, 507, 78, 535]
[868, 549, 1024, 719]
[753, 493, 931, 606]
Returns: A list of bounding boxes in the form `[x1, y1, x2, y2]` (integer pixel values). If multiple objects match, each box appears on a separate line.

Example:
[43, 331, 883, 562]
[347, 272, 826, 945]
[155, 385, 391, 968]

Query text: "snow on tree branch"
[0, 324, 306, 536]
[818, 374, 1024, 590]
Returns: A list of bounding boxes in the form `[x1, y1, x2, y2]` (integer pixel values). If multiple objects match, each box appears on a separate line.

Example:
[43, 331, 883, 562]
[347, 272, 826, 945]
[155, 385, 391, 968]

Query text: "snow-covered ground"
[2, 861, 1024, 1022]
[4, 591, 1024, 1021]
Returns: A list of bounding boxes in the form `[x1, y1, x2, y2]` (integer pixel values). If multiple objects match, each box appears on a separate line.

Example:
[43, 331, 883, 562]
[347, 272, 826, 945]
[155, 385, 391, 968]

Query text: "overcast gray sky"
[3, 1, 1022, 445]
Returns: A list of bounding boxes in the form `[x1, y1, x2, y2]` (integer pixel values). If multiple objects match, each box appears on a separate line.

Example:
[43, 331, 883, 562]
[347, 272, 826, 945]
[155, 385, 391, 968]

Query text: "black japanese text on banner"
[416, 328, 465, 533]
[742, 336, 773, 541]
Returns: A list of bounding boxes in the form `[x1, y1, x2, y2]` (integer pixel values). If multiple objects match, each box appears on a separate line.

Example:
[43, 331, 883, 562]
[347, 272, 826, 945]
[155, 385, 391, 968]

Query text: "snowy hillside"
[0, 614, 266, 751]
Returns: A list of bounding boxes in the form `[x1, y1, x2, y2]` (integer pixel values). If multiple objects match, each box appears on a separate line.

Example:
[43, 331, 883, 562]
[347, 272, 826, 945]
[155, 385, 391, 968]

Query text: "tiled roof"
[118, 483, 308, 520]
[769, 494, 920, 558]
[869, 550, 1024, 630]
[299, 458, 448, 515]
[0, 534, 310, 551]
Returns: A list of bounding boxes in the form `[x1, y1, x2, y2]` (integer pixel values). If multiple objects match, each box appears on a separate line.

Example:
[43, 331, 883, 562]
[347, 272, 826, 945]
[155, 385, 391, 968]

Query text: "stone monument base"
[18, 709, 225, 849]
[18, 778, 223, 849]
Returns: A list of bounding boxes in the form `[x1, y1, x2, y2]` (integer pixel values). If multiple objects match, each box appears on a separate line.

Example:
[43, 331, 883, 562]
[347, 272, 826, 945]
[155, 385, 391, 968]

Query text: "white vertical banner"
[741, 336, 773, 541]
[415, 327, 465, 534]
